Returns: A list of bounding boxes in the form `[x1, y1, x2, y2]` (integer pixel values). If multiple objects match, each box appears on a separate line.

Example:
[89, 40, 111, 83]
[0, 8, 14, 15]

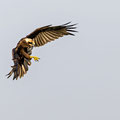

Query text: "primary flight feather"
[7, 22, 77, 80]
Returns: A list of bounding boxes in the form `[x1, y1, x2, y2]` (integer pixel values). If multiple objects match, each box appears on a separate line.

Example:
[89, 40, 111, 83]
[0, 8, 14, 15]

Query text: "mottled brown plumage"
[7, 22, 77, 80]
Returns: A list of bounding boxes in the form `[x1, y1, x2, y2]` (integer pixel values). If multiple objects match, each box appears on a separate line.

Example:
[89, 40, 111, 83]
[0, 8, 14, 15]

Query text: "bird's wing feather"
[7, 48, 32, 80]
[26, 22, 77, 47]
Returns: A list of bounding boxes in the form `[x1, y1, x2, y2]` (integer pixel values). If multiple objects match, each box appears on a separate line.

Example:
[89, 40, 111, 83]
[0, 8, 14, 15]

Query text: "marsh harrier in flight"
[7, 22, 77, 80]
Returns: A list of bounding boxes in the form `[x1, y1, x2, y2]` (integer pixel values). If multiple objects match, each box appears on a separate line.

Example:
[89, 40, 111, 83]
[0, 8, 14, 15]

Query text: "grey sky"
[0, 0, 120, 120]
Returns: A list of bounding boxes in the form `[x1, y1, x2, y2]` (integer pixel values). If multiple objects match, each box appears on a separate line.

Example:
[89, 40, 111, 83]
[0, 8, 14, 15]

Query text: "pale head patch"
[25, 38, 33, 43]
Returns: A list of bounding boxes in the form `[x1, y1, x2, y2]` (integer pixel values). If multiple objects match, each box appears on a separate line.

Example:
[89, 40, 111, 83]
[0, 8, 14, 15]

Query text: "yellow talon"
[30, 56, 40, 61]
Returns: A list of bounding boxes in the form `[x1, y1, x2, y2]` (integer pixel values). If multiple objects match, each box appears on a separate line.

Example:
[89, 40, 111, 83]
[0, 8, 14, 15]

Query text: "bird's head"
[21, 38, 35, 47]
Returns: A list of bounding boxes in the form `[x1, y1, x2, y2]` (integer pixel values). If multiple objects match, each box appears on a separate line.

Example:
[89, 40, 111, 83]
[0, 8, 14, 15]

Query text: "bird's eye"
[28, 42, 32, 44]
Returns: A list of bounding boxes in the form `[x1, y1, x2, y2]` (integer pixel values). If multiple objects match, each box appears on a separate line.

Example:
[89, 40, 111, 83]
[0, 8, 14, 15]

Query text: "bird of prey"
[7, 22, 77, 80]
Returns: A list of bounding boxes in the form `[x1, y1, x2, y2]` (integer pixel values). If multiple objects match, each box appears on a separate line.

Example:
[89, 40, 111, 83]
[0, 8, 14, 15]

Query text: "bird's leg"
[20, 49, 40, 61]
[30, 56, 40, 61]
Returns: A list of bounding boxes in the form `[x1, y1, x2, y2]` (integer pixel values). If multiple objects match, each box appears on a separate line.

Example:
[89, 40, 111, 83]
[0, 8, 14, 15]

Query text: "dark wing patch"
[26, 22, 77, 47]
[7, 48, 32, 80]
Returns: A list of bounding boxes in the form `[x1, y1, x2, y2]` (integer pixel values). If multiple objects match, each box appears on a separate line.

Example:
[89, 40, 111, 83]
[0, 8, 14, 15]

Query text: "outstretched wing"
[26, 22, 77, 47]
[7, 48, 32, 80]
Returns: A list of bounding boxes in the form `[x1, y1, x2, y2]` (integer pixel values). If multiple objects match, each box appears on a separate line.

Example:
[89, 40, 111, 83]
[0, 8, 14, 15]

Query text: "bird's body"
[7, 22, 77, 80]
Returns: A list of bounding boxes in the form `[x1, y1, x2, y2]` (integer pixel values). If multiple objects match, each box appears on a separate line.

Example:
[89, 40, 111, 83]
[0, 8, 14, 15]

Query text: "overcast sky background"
[0, 0, 120, 120]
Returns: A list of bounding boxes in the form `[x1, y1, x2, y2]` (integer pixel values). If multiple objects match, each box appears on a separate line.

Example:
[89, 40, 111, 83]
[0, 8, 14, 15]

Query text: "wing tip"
[63, 22, 78, 35]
